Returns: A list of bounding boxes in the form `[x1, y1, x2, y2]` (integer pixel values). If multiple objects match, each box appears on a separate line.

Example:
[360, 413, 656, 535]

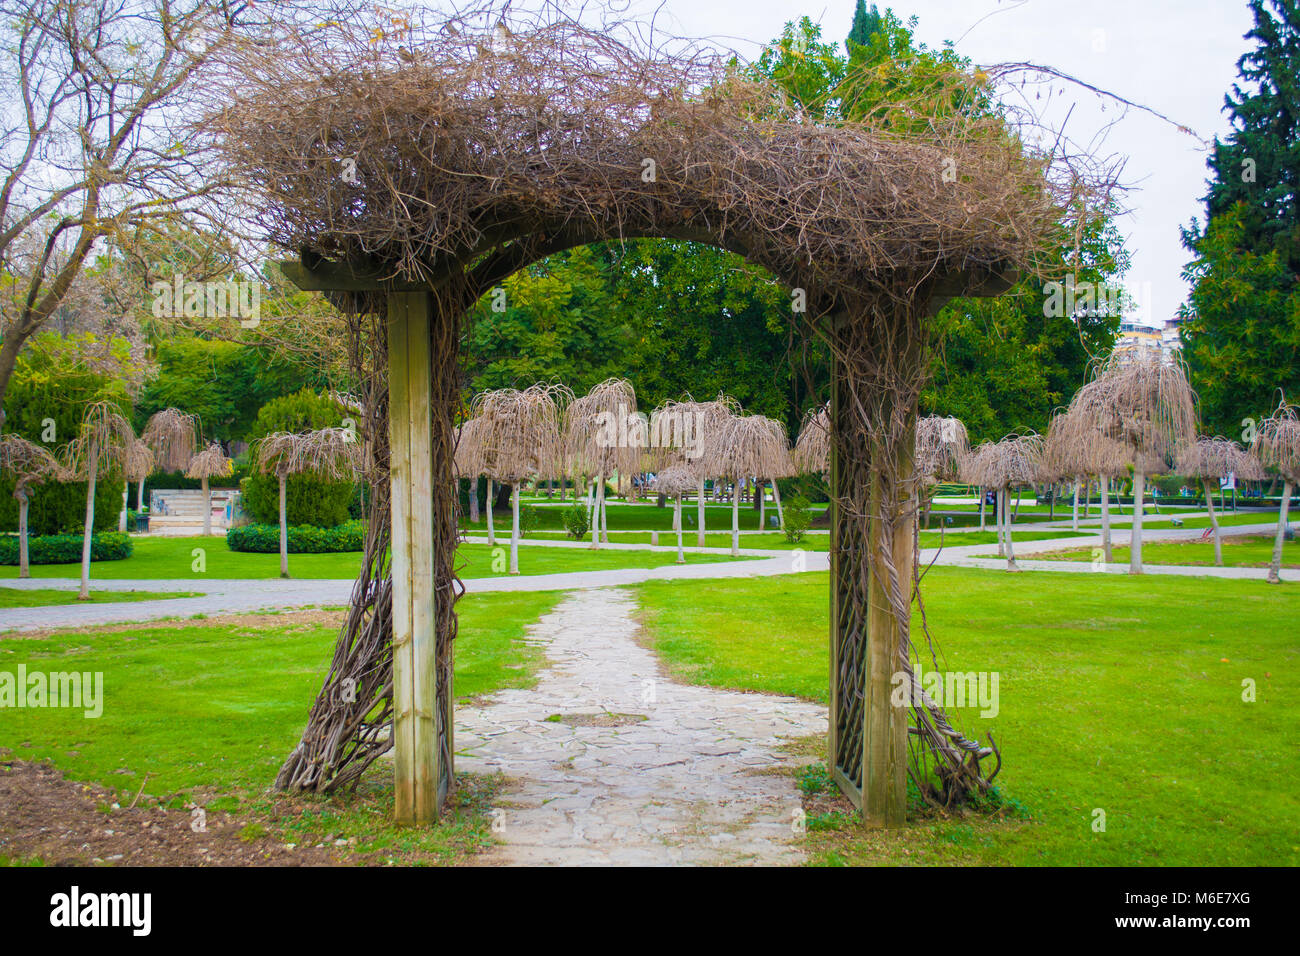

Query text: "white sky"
[615, 0, 1257, 328]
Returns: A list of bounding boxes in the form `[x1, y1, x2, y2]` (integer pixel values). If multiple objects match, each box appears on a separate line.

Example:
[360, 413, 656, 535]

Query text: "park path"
[456, 587, 827, 866]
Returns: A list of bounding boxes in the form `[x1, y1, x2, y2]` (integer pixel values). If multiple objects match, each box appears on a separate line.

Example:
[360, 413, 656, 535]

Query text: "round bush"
[226, 520, 365, 553]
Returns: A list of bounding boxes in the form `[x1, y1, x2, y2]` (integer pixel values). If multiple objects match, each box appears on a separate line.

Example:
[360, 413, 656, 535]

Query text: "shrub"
[519, 504, 540, 537]
[0, 532, 133, 566]
[561, 503, 591, 540]
[783, 494, 812, 543]
[226, 520, 366, 553]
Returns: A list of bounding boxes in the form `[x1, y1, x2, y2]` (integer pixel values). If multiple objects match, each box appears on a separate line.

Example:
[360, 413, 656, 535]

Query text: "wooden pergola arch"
[215, 14, 1057, 828]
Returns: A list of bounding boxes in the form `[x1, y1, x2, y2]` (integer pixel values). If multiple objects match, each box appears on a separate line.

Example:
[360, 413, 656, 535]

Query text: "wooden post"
[387, 291, 440, 824]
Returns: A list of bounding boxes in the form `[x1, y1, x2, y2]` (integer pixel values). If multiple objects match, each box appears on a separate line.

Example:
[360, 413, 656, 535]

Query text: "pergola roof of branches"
[255, 427, 363, 480]
[915, 415, 969, 483]
[185, 443, 233, 480]
[1177, 436, 1265, 482]
[1069, 354, 1198, 467]
[1253, 400, 1300, 483]
[0, 434, 63, 489]
[707, 413, 794, 480]
[794, 404, 830, 475]
[472, 383, 570, 483]
[206, 5, 1101, 313]
[141, 408, 201, 473]
[961, 433, 1045, 489]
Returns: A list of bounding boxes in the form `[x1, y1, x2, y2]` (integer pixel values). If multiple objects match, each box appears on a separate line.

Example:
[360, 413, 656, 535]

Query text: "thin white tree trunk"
[697, 477, 706, 547]
[17, 489, 30, 579]
[79, 445, 98, 600]
[1130, 469, 1145, 574]
[674, 494, 685, 563]
[1072, 476, 1081, 531]
[468, 478, 479, 523]
[201, 475, 212, 536]
[759, 478, 766, 528]
[486, 477, 496, 546]
[591, 472, 604, 549]
[1267, 480, 1292, 584]
[1203, 478, 1222, 567]
[279, 472, 290, 578]
[1100, 474, 1113, 562]
[995, 487, 1005, 556]
[600, 476, 609, 543]
[730, 478, 740, 556]
[119, 481, 128, 532]
[979, 488, 986, 532]
[772, 480, 784, 530]
[510, 483, 521, 574]
[137, 478, 146, 525]
[1004, 488, 1018, 571]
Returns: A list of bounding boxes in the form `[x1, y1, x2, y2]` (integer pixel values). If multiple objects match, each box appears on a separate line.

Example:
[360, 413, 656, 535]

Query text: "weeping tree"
[255, 427, 362, 578]
[962, 433, 1044, 571]
[473, 384, 568, 574]
[1252, 399, 1300, 584]
[0, 435, 63, 578]
[1176, 436, 1265, 567]
[120, 440, 155, 532]
[652, 463, 699, 563]
[915, 415, 968, 529]
[707, 413, 793, 556]
[61, 401, 136, 599]
[186, 443, 233, 536]
[1070, 354, 1197, 574]
[650, 394, 741, 547]
[794, 403, 830, 477]
[1044, 406, 1131, 554]
[564, 378, 636, 550]
[140, 407, 199, 523]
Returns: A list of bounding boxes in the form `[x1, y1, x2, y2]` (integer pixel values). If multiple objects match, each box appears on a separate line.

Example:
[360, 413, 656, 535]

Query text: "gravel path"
[457, 588, 826, 865]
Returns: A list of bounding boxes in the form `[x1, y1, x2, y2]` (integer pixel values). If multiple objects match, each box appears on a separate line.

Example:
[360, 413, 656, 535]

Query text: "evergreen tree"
[847, 0, 883, 51]
[1181, 0, 1300, 435]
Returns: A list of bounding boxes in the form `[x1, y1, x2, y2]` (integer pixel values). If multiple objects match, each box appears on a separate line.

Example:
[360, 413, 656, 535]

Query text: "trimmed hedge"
[0, 532, 133, 566]
[226, 520, 366, 554]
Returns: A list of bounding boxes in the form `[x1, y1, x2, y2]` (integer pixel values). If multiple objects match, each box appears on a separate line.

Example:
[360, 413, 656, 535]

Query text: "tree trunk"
[591, 472, 604, 549]
[600, 476, 609, 543]
[78, 445, 98, 600]
[995, 486, 1005, 556]
[137, 477, 146, 522]
[1048, 484, 1055, 521]
[674, 494, 685, 563]
[697, 477, 707, 547]
[1129, 469, 1145, 574]
[486, 477, 496, 546]
[1202, 478, 1222, 567]
[1012, 488, 1021, 523]
[118, 481, 128, 533]
[1072, 477, 1081, 531]
[468, 478, 479, 523]
[279, 472, 290, 578]
[201, 475, 212, 536]
[1004, 488, 1018, 571]
[978, 487, 986, 532]
[773, 480, 784, 530]
[730, 478, 740, 556]
[1100, 474, 1113, 562]
[758, 477, 766, 528]
[509, 483, 521, 574]
[1267, 480, 1292, 584]
[17, 489, 30, 579]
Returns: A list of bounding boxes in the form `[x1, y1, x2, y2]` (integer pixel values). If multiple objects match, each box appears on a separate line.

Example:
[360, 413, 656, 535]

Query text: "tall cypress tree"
[847, 0, 883, 51]
[1181, 0, 1300, 435]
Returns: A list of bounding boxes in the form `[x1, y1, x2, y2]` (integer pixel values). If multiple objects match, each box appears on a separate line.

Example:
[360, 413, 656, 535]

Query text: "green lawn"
[634, 569, 1299, 865]
[0, 590, 562, 798]
[464, 498, 827, 533]
[0, 587, 197, 608]
[1036, 534, 1299, 569]
[526, 528, 1090, 551]
[0, 535, 755, 581]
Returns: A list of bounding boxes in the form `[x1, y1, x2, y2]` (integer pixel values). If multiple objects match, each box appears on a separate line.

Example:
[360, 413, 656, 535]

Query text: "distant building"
[1113, 321, 1163, 360]
[1161, 314, 1191, 363]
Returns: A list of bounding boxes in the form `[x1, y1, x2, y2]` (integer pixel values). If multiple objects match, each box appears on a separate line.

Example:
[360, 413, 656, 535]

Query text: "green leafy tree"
[847, 0, 884, 51]
[1181, 0, 1300, 435]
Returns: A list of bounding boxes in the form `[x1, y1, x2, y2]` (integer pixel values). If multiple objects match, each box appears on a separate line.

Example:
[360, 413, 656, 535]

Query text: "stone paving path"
[456, 588, 827, 865]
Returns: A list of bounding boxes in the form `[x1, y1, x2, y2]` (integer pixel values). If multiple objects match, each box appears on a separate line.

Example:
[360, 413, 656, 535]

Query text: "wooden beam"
[279, 256, 431, 292]
[388, 291, 440, 824]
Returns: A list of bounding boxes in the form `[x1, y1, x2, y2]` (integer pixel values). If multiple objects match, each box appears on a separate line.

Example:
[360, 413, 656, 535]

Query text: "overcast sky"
[615, 0, 1257, 328]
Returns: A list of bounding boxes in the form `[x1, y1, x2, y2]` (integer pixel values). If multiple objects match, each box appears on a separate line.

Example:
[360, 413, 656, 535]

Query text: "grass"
[0, 535, 756, 581]
[634, 568, 1300, 865]
[464, 498, 827, 533]
[0, 590, 562, 798]
[525, 528, 1092, 551]
[1035, 533, 1299, 569]
[0, 587, 197, 608]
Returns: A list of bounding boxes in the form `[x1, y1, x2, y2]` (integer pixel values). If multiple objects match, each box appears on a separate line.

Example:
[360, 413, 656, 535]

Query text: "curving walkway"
[457, 588, 827, 865]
